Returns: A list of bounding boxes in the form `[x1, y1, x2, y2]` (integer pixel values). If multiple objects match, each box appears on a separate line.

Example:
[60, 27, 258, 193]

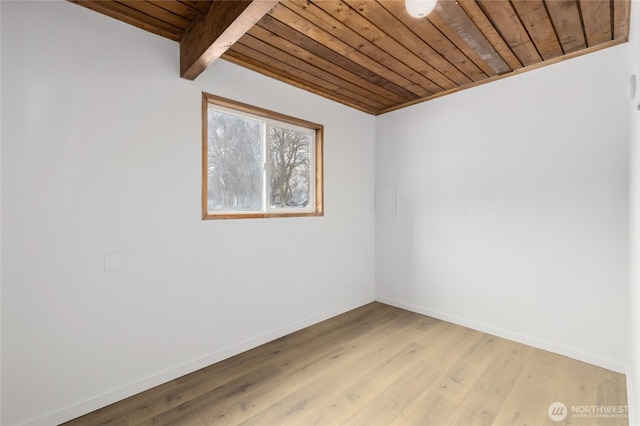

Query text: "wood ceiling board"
[119, 0, 192, 30]
[430, 1, 509, 76]
[344, 0, 474, 86]
[233, 35, 391, 110]
[224, 45, 384, 113]
[180, 0, 278, 80]
[613, 0, 630, 40]
[222, 51, 374, 114]
[579, 0, 613, 46]
[544, 0, 587, 54]
[274, 1, 433, 98]
[377, 36, 627, 116]
[252, 18, 416, 104]
[511, 0, 563, 60]
[456, 0, 523, 70]
[68, 0, 632, 115]
[146, 0, 202, 22]
[179, 1, 211, 11]
[311, 0, 454, 93]
[239, 26, 403, 107]
[476, 0, 542, 66]
[70, 0, 183, 40]
[378, 0, 489, 81]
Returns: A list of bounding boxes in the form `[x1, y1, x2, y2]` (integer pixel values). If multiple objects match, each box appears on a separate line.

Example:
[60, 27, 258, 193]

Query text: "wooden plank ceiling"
[71, 0, 631, 115]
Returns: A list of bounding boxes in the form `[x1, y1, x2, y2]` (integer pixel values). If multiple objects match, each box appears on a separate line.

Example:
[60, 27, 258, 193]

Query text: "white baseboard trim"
[376, 296, 627, 374]
[25, 296, 376, 426]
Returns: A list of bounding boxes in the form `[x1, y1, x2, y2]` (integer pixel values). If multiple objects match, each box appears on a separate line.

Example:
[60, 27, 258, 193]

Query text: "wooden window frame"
[202, 93, 324, 220]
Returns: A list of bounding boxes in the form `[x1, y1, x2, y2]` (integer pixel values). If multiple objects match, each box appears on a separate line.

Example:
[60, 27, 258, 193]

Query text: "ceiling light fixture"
[405, 0, 437, 18]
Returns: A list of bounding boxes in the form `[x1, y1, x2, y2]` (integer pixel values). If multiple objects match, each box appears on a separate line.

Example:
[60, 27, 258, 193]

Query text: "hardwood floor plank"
[446, 339, 531, 425]
[204, 311, 419, 424]
[238, 377, 337, 425]
[157, 307, 411, 425]
[492, 349, 568, 425]
[345, 360, 439, 425]
[139, 364, 283, 425]
[309, 324, 482, 424]
[64, 302, 628, 426]
[301, 341, 428, 425]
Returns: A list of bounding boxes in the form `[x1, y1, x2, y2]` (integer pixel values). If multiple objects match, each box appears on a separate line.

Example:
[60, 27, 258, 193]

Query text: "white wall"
[1, 0, 635, 424]
[0, 2, 376, 424]
[0, 2, 3, 423]
[628, 1, 640, 424]
[376, 46, 630, 372]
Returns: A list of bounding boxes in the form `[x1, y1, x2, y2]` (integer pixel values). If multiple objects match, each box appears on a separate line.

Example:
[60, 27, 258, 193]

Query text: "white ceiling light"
[405, 0, 437, 18]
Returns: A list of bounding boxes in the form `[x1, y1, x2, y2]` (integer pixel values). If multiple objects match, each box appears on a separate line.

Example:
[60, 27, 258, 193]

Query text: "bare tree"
[208, 111, 263, 211]
[269, 127, 311, 208]
[207, 111, 312, 212]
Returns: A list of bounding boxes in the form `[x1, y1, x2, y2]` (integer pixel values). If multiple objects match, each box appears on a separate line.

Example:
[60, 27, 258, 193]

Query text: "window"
[202, 93, 323, 219]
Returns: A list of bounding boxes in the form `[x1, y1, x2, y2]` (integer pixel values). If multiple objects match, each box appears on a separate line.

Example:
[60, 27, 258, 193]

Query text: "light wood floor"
[64, 302, 628, 425]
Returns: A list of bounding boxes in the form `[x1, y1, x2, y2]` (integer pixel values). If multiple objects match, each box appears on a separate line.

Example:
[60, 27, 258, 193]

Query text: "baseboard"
[25, 296, 376, 426]
[376, 296, 627, 374]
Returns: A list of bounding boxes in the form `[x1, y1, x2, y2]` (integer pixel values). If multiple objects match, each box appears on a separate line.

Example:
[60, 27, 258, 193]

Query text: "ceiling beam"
[180, 0, 279, 80]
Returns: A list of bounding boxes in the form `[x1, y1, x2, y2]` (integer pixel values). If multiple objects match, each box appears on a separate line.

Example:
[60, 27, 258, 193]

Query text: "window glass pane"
[207, 109, 264, 212]
[269, 126, 311, 209]
[203, 93, 323, 220]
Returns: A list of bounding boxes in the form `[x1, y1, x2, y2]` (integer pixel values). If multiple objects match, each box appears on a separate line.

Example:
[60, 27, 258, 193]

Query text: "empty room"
[1, 0, 639, 425]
